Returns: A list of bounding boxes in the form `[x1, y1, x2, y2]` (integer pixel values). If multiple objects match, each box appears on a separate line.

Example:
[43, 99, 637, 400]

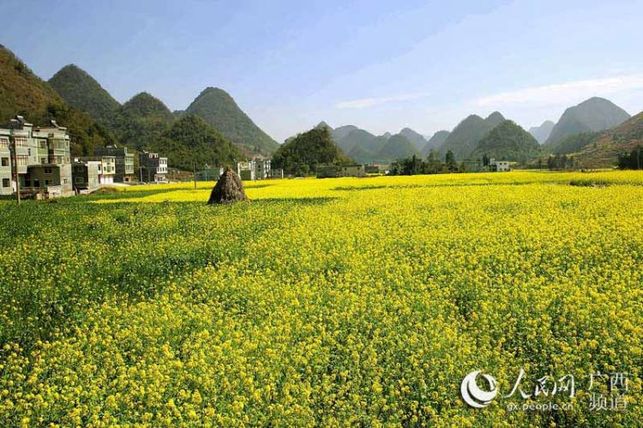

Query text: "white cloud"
[475, 74, 643, 108]
[335, 92, 430, 109]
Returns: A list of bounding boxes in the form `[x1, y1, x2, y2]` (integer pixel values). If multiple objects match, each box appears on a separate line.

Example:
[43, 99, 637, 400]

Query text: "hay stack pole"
[207, 167, 248, 204]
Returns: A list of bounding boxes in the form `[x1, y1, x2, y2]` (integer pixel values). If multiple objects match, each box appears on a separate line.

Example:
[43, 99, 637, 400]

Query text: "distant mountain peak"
[529, 120, 555, 144]
[545, 97, 631, 147]
[421, 130, 450, 156]
[487, 111, 505, 121]
[122, 92, 173, 119]
[49, 63, 120, 123]
[399, 128, 428, 151]
[440, 112, 508, 160]
[186, 87, 279, 155]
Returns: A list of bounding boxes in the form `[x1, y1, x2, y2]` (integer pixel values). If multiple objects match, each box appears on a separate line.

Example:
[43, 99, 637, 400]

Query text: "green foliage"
[48, 64, 121, 124]
[548, 132, 599, 154]
[618, 146, 643, 169]
[109, 92, 175, 150]
[153, 114, 242, 171]
[186, 87, 279, 155]
[43, 103, 116, 156]
[389, 150, 463, 175]
[0, 46, 113, 155]
[272, 126, 351, 176]
[471, 120, 542, 162]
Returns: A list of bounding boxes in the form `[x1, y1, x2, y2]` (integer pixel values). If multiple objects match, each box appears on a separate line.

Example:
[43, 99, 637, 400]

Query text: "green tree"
[272, 126, 351, 176]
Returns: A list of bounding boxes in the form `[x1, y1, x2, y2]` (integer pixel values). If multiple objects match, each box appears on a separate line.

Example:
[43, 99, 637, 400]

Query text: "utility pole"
[9, 135, 20, 205]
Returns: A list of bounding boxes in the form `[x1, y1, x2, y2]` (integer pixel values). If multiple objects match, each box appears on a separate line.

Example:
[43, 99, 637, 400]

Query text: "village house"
[72, 160, 100, 193]
[94, 145, 135, 182]
[490, 159, 511, 172]
[74, 156, 116, 184]
[139, 151, 168, 183]
[0, 116, 73, 198]
[237, 157, 276, 180]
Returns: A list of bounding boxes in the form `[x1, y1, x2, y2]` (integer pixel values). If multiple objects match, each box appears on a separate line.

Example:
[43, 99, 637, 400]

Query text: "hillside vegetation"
[154, 114, 242, 171]
[111, 92, 176, 150]
[48, 64, 121, 124]
[272, 126, 351, 175]
[575, 111, 643, 168]
[186, 87, 279, 156]
[0, 45, 113, 155]
[471, 120, 541, 162]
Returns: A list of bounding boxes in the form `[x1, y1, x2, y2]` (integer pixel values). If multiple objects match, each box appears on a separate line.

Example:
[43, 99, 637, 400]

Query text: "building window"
[0, 137, 9, 148]
[44, 167, 52, 174]
[44, 180, 50, 186]
[34, 179, 40, 188]
[1, 158, 8, 167]
[2, 178, 9, 187]
[24, 179, 31, 187]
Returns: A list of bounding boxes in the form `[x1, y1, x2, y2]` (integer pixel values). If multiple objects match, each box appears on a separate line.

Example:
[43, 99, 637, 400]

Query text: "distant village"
[0, 115, 513, 200]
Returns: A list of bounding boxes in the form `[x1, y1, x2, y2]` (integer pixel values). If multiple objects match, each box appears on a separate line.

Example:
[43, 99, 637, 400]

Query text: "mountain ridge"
[185, 87, 280, 156]
[545, 97, 630, 148]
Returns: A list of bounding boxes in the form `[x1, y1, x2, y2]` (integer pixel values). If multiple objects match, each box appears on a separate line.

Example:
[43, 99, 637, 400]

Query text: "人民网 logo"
[461, 370, 498, 408]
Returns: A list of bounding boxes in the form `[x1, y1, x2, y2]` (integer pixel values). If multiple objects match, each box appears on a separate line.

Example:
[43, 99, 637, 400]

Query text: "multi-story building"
[237, 158, 274, 181]
[237, 160, 256, 181]
[75, 156, 116, 185]
[94, 145, 135, 182]
[139, 151, 168, 183]
[72, 160, 100, 193]
[0, 116, 73, 198]
[490, 159, 511, 172]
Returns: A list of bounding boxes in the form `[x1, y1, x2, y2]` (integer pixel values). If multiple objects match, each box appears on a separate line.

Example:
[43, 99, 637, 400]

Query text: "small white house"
[490, 159, 511, 172]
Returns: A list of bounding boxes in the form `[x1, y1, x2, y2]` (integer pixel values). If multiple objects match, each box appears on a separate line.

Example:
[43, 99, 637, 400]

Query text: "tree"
[618, 146, 643, 170]
[445, 150, 458, 172]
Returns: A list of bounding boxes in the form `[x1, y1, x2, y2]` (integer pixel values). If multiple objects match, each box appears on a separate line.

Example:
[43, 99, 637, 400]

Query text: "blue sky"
[2, 0, 642, 142]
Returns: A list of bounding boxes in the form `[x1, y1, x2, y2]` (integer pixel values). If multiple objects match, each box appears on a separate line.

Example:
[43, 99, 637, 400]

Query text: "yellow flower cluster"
[0, 170, 641, 426]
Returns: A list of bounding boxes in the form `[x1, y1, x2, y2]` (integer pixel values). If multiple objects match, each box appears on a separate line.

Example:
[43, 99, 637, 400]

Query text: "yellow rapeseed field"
[0, 170, 641, 426]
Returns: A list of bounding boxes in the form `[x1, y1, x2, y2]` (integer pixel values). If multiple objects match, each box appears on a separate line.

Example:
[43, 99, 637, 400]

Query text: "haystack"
[207, 167, 248, 204]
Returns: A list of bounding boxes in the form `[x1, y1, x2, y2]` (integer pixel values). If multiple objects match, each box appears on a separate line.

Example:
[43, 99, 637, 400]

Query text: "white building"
[237, 158, 273, 180]
[490, 159, 511, 172]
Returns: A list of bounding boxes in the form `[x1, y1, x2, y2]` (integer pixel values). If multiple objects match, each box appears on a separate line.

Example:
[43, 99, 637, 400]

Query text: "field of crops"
[0, 170, 641, 426]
